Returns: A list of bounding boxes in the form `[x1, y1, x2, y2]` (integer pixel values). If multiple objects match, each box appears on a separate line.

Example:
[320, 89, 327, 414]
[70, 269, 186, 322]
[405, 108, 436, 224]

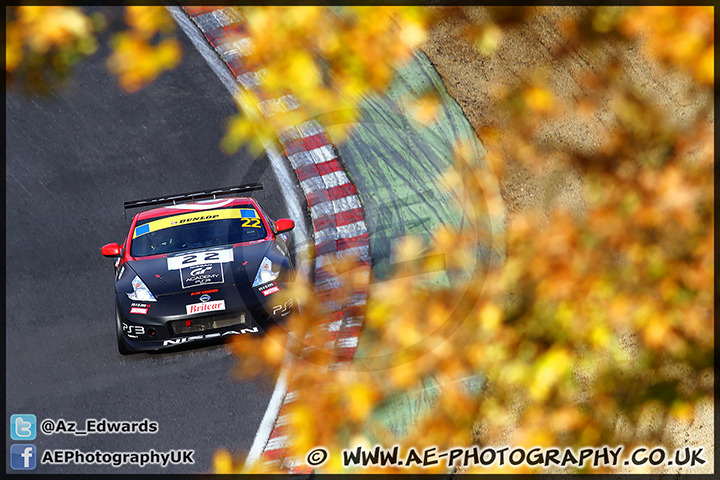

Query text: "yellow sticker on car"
[133, 208, 259, 238]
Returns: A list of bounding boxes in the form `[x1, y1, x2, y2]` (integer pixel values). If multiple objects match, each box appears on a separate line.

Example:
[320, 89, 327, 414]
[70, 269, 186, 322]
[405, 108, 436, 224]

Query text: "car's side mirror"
[275, 218, 295, 234]
[101, 243, 122, 257]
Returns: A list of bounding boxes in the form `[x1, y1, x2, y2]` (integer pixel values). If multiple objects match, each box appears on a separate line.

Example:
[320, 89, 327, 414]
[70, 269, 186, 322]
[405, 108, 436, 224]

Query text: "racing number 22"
[241, 218, 261, 228]
[167, 248, 233, 271]
[182, 251, 219, 265]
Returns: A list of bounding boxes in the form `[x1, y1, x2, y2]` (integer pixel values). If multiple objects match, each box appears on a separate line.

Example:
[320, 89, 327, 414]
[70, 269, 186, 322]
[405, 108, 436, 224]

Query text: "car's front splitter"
[123, 324, 262, 352]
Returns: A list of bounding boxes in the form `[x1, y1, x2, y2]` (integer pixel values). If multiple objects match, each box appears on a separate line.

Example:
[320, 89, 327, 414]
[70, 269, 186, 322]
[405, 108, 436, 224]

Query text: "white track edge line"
[167, 7, 242, 100]
[243, 349, 295, 470]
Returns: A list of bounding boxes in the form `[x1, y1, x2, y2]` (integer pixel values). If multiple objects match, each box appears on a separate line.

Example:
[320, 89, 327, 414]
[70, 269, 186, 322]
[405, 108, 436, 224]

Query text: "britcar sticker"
[186, 299, 226, 315]
[133, 208, 258, 238]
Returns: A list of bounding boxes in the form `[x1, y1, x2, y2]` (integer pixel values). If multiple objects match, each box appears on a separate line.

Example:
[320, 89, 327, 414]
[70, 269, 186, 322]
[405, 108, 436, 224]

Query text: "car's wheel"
[115, 305, 137, 355]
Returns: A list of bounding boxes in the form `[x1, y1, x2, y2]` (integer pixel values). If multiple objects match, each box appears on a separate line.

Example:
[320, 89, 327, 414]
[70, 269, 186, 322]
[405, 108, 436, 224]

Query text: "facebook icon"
[11, 444, 36, 470]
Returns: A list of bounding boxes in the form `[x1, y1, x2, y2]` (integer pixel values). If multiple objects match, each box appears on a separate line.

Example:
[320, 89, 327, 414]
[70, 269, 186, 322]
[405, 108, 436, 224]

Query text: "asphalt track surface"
[5, 19, 307, 474]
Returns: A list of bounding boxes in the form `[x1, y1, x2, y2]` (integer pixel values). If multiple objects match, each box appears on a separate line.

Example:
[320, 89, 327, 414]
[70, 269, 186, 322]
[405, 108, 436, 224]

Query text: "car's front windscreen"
[130, 207, 267, 257]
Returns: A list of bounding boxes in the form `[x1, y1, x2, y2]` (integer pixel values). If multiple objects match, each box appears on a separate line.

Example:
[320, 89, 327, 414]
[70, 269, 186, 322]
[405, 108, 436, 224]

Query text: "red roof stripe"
[133, 198, 258, 221]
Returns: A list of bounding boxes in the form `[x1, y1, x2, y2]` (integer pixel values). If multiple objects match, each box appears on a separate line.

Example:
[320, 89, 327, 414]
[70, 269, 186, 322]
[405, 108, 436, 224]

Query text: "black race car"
[101, 184, 297, 354]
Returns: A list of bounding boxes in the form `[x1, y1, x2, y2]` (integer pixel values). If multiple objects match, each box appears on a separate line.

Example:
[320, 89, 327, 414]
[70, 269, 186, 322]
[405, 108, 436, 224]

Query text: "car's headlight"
[127, 275, 157, 302]
[253, 256, 280, 287]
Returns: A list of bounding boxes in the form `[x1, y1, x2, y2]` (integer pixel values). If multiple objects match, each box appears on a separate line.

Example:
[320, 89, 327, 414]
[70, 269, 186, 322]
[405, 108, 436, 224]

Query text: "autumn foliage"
[6, 6, 713, 474]
[227, 6, 714, 474]
[6, 6, 100, 94]
[6, 6, 180, 94]
[106, 7, 181, 93]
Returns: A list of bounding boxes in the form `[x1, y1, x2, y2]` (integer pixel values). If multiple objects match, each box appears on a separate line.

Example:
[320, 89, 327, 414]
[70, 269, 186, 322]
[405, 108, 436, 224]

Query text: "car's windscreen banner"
[133, 208, 259, 238]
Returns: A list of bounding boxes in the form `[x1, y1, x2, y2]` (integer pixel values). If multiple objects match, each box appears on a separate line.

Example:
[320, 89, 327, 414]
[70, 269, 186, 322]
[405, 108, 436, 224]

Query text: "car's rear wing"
[123, 183, 264, 218]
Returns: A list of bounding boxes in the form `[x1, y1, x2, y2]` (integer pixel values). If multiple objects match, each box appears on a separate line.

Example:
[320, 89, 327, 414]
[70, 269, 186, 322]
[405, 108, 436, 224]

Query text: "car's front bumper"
[116, 281, 296, 351]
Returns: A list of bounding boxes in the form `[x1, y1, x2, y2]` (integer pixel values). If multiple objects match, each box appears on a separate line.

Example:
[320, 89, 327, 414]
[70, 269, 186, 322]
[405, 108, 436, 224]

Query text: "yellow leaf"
[288, 404, 316, 456]
[696, 45, 714, 85]
[643, 318, 669, 349]
[407, 92, 441, 126]
[212, 448, 234, 474]
[590, 324, 611, 350]
[399, 17, 427, 49]
[529, 348, 572, 401]
[5, 24, 23, 72]
[262, 334, 286, 365]
[389, 362, 420, 388]
[126, 6, 174, 39]
[155, 38, 181, 69]
[347, 383, 376, 421]
[479, 303, 502, 332]
[670, 401, 694, 422]
[395, 235, 424, 263]
[524, 86, 555, 112]
[475, 23, 501, 55]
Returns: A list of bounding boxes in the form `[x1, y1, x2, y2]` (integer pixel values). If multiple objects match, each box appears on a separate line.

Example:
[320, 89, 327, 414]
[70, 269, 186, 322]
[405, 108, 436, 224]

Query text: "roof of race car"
[133, 197, 261, 222]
